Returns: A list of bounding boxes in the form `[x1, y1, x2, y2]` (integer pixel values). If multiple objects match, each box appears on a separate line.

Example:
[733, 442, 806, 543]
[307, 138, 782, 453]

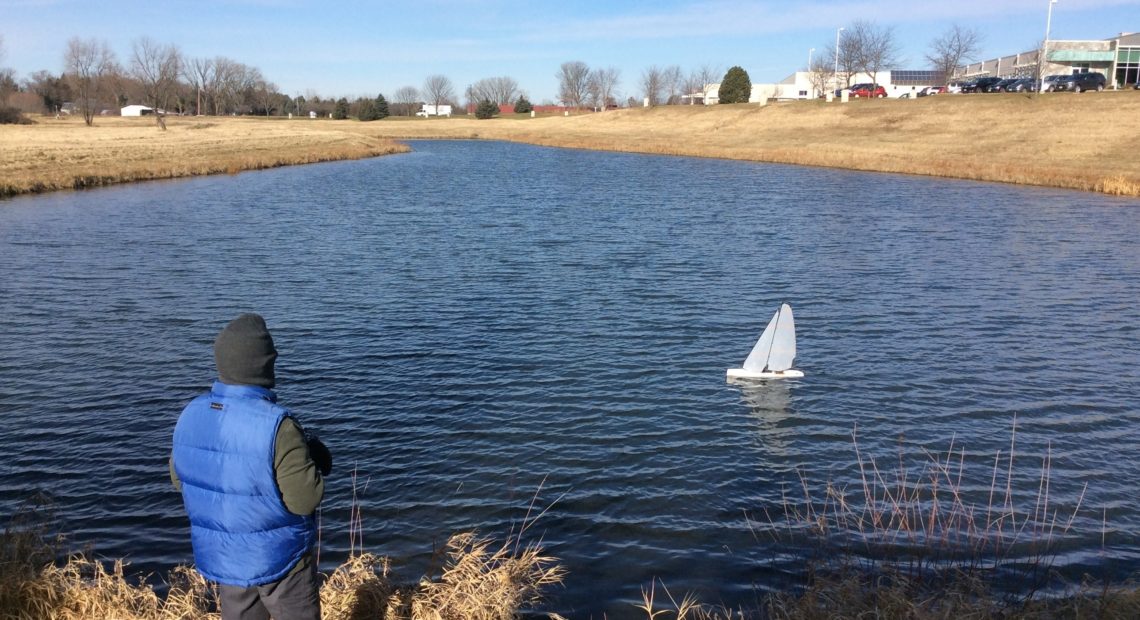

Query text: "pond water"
[1, 141, 1138, 617]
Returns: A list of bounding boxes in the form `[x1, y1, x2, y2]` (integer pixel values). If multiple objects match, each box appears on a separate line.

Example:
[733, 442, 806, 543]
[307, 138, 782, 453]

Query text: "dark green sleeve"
[274, 417, 325, 516]
[170, 456, 182, 492]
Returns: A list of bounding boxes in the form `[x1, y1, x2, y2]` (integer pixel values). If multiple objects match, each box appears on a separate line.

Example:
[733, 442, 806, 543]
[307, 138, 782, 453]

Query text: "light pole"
[808, 48, 815, 98]
[834, 27, 844, 96]
[1040, 0, 1058, 93]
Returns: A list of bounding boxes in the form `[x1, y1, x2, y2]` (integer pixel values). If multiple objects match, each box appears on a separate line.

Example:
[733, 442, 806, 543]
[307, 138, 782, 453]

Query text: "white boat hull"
[726, 368, 804, 380]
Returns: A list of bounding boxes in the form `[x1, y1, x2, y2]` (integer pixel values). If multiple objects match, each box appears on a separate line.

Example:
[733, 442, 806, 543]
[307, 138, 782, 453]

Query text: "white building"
[120, 105, 155, 116]
[694, 70, 944, 103]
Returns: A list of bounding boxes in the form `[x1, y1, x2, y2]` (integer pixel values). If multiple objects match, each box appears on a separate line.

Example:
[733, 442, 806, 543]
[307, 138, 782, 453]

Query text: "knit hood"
[214, 313, 277, 388]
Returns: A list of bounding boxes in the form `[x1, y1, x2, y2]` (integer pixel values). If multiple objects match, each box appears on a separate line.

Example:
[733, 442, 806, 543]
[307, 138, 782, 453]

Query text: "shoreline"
[3, 93, 1139, 199]
[0, 117, 410, 199]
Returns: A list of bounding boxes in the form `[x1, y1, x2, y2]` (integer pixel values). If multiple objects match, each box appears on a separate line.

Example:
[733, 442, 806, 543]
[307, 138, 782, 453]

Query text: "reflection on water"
[731, 378, 795, 455]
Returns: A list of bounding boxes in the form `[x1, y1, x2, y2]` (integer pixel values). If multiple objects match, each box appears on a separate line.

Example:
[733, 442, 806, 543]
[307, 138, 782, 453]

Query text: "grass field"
[0, 117, 409, 197]
[2, 91, 1139, 198]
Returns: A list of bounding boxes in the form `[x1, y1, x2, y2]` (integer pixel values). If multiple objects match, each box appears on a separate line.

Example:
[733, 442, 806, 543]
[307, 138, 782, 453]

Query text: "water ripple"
[1, 141, 1138, 616]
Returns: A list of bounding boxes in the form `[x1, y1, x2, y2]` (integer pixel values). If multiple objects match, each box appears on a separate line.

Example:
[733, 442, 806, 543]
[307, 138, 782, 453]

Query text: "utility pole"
[834, 27, 845, 94]
[808, 48, 815, 98]
[1040, 0, 1058, 93]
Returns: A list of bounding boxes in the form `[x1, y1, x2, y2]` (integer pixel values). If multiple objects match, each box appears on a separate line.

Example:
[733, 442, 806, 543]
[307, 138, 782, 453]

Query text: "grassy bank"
[353, 92, 1140, 197]
[0, 116, 408, 198]
[3, 93, 1139, 199]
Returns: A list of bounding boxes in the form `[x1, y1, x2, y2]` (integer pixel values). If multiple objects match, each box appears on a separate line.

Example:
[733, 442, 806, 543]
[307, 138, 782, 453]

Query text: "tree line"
[804, 21, 984, 96]
[0, 24, 989, 126]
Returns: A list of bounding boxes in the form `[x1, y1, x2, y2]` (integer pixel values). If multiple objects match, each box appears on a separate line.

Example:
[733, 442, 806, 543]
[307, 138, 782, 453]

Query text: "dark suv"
[1053, 72, 1107, 92]
[962, 77, 1003, 93]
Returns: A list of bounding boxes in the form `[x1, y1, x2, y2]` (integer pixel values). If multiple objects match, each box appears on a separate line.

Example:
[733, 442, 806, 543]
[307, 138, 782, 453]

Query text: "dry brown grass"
[408, 532, 566, 620]
[0, 116, 408, 198]
[2, 466, 562, 619]
[354, 92, 1140, 197]
[4, 93, 1139, 199]
[1, 495, 563, 620]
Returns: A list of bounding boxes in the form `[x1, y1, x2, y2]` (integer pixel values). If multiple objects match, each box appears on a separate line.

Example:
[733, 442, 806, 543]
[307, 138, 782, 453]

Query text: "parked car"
[959, 77, 1000, 93]
[1052, 72, 1107, 92]
[966, 77, 1004, 93]
[1039, 75, 1065, 91]
[849, 83, 888, 98]
[917, 86, 946, 97]
[987, 78, 1020, 93]
[1004, 78, 1035, 93]
[945, 83, 964, 94]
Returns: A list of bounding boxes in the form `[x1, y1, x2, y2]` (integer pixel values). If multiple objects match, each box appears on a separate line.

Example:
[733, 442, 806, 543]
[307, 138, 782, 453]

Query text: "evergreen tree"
[718, 66, 752, 104]
[514, 95, 533, 114]
[333, 97, 349, 120]
[475, 99, 498, 119]
[356, 97, 378, 121]
[375, 93, 389, 119]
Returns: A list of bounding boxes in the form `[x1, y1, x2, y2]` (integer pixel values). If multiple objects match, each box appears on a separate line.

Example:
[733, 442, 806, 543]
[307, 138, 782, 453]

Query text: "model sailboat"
[727, 303, 804, 380]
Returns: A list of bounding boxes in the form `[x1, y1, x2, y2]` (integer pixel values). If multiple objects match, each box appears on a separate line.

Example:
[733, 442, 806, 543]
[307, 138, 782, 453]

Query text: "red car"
[851, 83, 887, 98]
[836, 83, 888, 98]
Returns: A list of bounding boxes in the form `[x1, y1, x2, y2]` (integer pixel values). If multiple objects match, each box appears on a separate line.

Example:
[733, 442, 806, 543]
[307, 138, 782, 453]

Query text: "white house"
[120, 104, 155, 116]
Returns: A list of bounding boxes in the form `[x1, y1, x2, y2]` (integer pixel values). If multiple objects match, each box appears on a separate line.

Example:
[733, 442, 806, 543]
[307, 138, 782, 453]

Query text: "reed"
[635, 420, 1140, 619]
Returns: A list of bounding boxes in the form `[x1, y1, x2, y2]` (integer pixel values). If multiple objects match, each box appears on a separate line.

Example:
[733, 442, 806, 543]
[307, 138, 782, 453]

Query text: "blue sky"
[2, 0, 1138, 103]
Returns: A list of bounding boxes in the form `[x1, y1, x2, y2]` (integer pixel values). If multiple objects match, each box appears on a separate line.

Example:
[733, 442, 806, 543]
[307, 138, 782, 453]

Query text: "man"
[171, 313, 332, 620]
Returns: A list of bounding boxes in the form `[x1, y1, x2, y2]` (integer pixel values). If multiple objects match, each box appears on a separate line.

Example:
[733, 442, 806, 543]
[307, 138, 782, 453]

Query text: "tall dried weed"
[1, 486, 564, 620]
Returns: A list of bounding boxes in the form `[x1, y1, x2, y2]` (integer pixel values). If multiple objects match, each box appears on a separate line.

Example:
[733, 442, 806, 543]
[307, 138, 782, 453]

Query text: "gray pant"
[218, 556, 321, 620]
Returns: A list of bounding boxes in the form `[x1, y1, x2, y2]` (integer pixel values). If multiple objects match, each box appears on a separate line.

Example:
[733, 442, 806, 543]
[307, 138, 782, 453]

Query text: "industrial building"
[956, 31, 1140, 87]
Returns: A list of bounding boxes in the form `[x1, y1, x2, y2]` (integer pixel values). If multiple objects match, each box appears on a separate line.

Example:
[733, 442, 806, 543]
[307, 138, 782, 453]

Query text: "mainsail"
[741, 303, 796, 372]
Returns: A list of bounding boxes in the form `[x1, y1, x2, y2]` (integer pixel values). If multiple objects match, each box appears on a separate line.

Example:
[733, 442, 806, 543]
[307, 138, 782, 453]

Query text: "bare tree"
[254, 78, 277, 117]
[640, 66, 663, 106]
[0, 35, 14, 107]
[557, 61, 590, 109]
[685, 64, 721, 104]
[587, 66, 620, 110]
[130, 37, 182, 129]
[184, 57, 213, 115]
[393, 85, 419, 116]
[846, 20, 898, 91]
[210, 57, 260, 115]
[807, 55, 833, 99]
[64, 37, 116, 125]
[422, 74, 454, 110]
[926, 24, 982, 85]
[211, 57, 241, 115]
[661, 65, 683, 104]
[826, 33, 860, 89]
[467, 76, 519, 105]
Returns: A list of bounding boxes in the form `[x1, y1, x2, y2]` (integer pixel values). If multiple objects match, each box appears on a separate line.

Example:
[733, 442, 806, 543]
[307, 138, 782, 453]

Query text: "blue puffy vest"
[172, 381, 316, 587]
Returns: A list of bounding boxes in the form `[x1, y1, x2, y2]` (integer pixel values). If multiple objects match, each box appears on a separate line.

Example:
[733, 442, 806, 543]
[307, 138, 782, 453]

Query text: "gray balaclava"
[214, 313, 278, 388]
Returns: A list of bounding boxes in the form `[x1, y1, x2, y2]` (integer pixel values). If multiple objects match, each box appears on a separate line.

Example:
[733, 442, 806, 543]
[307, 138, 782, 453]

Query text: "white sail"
[766, 303, 796, 371]
[741, 308, 780, 371]
[741, 304, 796, 372]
